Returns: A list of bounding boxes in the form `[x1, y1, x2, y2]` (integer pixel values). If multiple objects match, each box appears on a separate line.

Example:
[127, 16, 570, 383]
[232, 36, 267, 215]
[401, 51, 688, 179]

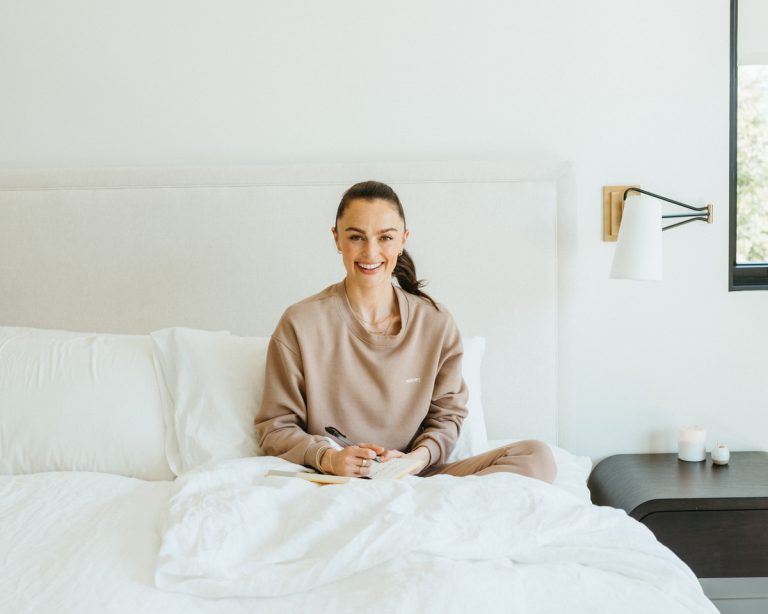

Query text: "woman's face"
[332, 198, 409, 291]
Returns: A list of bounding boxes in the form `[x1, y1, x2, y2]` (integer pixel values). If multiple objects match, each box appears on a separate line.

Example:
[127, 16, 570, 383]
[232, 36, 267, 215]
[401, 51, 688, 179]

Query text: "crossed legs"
[419, 440, 557, 483]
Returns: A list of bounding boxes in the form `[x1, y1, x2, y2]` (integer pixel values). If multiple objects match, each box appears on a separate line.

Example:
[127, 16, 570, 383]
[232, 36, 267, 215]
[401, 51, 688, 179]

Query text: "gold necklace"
[352, 310, 397, 335]
[344, 291, 398, 335]
[363, 317, 394, 336]
[354, 312, 394, 325]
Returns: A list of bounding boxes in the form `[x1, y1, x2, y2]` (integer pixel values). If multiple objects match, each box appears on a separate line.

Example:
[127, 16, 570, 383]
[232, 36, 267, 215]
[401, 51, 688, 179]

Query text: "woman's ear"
[331, 226, 340, 251]
[401, 228, 410, 251]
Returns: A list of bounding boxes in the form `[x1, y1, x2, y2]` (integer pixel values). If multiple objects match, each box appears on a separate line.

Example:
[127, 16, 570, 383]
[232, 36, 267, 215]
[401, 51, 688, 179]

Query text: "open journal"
[266, 457, 424, 484]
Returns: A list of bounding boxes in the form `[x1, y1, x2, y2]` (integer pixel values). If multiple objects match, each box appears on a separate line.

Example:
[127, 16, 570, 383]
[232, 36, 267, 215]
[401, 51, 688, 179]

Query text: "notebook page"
[369, 458, 424, 480]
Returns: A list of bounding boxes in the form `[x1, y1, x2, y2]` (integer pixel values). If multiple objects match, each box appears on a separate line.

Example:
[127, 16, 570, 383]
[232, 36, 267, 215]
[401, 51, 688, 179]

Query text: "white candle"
[678, 425, 706, 462]
[711, 443, 730, 465]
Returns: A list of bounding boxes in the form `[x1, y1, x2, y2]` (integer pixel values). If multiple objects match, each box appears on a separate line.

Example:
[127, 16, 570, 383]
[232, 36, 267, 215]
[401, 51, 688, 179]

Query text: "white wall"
[1, 0, 765, 459]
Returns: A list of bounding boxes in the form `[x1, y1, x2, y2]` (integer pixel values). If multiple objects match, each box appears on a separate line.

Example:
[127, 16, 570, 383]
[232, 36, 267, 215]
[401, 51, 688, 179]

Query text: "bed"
[0, 163, 717, 613]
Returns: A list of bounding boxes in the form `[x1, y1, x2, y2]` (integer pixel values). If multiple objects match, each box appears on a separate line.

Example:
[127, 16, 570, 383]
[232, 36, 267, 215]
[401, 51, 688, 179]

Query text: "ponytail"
[336, 180, 439, 311]
[393, 249, 439, 311]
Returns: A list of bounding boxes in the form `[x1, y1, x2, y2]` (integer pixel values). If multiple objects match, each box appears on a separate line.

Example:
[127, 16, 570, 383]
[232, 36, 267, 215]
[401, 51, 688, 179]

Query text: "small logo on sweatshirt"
[405, 377, 421, 384]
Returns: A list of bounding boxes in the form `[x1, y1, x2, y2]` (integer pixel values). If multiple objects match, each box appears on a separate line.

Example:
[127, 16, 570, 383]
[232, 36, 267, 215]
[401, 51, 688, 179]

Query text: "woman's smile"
[356, 261, 384, 274]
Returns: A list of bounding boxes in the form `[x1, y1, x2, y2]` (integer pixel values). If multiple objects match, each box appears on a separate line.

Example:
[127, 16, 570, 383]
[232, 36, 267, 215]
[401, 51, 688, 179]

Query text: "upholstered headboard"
[0, 161, 571, 443]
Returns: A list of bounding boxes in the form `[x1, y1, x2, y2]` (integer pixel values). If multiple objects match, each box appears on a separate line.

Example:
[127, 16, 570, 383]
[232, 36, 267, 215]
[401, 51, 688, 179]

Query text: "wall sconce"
[603, 185, 713, 280]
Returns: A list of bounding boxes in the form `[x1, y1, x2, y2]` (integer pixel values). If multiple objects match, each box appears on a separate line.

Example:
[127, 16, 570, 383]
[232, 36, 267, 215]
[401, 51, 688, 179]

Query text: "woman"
[254, 180, 556, 482]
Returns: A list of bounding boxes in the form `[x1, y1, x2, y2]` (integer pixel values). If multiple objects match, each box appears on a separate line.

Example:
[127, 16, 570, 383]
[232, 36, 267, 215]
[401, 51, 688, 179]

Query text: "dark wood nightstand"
[588, 452, 768, 579]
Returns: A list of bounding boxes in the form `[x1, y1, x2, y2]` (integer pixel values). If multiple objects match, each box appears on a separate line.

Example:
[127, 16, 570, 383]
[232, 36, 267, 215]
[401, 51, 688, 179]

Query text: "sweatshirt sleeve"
[408, 319, 469, 466]
[253, 326, 333, 472]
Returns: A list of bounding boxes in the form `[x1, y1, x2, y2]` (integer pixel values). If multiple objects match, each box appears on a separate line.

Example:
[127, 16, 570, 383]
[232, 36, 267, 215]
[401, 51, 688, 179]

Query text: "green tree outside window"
[737, 65, 768, 263]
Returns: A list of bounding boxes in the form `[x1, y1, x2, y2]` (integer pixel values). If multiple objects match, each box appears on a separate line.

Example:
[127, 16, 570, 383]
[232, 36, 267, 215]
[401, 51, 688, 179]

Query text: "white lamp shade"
[610, 195, 662, 281]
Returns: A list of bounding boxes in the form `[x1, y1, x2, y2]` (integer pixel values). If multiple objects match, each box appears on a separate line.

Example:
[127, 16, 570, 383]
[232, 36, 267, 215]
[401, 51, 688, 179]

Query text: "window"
[730, 0, 768, 289]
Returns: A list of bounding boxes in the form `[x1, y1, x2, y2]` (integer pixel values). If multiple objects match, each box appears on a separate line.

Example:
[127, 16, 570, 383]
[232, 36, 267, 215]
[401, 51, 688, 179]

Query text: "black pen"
[325, 426, 382, 462]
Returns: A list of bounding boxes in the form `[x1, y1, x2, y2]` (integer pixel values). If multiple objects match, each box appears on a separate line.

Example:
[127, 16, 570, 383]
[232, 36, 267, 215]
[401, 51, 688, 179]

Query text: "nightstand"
[587, 452, 768, 578]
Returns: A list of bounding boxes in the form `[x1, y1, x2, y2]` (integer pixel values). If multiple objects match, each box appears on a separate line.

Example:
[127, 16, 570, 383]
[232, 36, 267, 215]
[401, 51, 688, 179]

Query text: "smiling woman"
[332, 180, 434, 337]
[253, 179, 557, 482]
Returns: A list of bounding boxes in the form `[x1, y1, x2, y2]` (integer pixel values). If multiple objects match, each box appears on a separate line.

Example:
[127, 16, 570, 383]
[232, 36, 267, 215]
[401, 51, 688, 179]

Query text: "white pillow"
[447, 336, 490, 462]
[150, 328, 270, 475]
[0, 326, 173, 480]
[151, 327, 488, 475]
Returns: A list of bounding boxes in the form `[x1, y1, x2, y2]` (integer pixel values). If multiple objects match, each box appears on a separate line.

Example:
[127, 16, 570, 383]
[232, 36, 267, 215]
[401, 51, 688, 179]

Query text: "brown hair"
[335, 180, 439, 310]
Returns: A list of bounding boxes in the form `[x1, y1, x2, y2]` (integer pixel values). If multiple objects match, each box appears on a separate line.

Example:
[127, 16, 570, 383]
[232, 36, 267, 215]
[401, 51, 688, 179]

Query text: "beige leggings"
[418, 439, 557, 483]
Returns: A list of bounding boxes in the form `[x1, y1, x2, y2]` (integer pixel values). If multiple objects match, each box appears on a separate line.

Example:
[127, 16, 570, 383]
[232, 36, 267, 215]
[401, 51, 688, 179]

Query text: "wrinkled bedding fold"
[154, 457, 716, 613]
[0, 459, 717, 613]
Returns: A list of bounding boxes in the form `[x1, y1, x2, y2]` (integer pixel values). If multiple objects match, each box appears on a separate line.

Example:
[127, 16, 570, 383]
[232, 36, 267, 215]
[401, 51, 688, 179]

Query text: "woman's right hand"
[321, 446, 377, 477]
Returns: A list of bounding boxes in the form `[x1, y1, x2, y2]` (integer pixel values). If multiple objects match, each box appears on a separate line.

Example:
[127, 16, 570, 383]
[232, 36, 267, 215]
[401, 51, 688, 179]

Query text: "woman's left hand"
[359, 444, 427, 474]
[402, 447, 430, 473]
[358, 443, 404, 463]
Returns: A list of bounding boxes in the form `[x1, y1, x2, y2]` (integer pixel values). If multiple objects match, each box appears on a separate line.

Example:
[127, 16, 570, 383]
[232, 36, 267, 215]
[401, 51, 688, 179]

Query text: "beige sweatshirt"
[254, 280, 468, 471]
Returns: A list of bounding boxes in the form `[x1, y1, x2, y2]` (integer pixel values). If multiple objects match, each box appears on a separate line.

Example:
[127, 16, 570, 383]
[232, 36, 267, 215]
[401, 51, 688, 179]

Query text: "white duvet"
[154, 457, 716, 613]
[0, 457, 717, 614]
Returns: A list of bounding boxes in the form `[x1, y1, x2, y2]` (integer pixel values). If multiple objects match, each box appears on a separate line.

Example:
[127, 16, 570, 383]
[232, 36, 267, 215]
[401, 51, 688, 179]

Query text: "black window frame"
[730, 0, 768, 290]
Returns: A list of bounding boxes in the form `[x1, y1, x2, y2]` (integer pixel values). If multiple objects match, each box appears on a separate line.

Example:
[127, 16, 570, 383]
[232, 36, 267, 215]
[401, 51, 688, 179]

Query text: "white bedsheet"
[155, 457, 716, 613]
[0, 459, 716, 614]
[1, 471, 279, 614]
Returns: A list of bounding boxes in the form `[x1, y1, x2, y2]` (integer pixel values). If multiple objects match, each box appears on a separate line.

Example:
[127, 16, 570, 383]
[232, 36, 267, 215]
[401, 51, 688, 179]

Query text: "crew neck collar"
[334, 280, 410, 347]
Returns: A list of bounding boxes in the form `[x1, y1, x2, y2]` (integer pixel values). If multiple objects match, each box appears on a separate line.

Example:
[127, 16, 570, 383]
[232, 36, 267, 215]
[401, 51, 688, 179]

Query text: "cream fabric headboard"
[0, 161, 569, 443]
